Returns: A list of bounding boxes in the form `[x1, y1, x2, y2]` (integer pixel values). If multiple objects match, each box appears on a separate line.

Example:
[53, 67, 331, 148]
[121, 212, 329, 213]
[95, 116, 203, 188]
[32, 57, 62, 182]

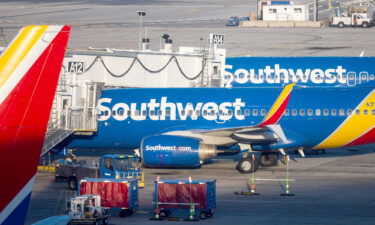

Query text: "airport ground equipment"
[68, 194, 110, 225]
[55, 154, 144, 190]
[153, 178, 216, 220]
[79, 178, 138, 218]
[331, 13, 373, 27]
[226, 17, 240, 26]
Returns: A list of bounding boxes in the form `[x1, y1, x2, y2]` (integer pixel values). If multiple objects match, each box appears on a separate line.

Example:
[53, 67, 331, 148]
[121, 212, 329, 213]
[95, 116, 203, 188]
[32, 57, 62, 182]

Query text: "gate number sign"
[210, 34, 225, 45]
[68, 61, 84, 74]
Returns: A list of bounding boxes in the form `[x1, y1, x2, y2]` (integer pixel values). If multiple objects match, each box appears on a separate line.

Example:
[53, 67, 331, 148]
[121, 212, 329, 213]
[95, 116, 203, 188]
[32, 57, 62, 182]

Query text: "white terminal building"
[258, 0, 309, 21]
[43, 35, 226, 154]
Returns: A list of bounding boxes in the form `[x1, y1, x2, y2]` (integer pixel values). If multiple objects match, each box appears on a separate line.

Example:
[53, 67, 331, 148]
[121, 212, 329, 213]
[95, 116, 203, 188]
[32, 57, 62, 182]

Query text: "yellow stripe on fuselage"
[263, 83, 295, 122]
[0, 26, 48, 89]
[314, 90, 375, 149]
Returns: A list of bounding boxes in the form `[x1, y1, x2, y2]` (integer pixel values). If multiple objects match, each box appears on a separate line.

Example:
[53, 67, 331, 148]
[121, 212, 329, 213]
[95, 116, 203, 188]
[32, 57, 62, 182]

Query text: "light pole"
[137, 10, 146, 50]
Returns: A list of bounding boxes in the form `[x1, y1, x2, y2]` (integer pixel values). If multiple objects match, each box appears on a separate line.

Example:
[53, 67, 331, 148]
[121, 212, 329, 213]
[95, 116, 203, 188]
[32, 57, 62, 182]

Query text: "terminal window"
[269, 8, 277, 14]
[294, 8, 302, 13]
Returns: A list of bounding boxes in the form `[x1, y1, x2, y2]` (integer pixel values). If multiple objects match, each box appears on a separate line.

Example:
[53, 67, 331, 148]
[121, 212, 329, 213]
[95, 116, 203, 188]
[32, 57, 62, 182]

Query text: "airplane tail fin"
[0, 25, 70, 225]
[258, 83, 295, 127]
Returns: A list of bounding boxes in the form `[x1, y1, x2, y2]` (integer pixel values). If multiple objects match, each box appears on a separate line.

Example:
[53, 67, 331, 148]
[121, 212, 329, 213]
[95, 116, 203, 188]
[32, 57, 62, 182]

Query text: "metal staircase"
[41, 128, 74, 156]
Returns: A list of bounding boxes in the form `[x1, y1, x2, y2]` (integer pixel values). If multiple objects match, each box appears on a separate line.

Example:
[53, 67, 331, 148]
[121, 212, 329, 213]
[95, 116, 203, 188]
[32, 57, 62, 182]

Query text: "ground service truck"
[55, 154, 144, 190]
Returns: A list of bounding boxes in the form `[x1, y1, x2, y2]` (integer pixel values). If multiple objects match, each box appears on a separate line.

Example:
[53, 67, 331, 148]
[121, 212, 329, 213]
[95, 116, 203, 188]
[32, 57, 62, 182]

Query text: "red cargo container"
[79, 178, 138, 217]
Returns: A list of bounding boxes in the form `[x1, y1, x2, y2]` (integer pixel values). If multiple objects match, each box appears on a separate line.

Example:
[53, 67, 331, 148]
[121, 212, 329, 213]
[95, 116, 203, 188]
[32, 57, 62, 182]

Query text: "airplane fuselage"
[63, 86, 375, 151]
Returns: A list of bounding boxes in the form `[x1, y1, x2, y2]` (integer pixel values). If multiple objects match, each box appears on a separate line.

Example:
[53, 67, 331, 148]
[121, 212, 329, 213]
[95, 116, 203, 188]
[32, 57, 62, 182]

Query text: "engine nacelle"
[141, 135, 218, 167]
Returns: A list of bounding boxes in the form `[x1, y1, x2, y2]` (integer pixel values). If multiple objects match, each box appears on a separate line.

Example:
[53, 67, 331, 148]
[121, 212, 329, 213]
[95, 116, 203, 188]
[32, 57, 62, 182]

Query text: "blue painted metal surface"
[224, 57, 375, 88]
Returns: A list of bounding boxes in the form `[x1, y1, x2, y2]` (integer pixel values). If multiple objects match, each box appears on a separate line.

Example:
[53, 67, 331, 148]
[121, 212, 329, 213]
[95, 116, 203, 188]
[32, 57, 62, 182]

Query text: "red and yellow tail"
[259, 83, 295, 127]
[0, 25, 70, 225]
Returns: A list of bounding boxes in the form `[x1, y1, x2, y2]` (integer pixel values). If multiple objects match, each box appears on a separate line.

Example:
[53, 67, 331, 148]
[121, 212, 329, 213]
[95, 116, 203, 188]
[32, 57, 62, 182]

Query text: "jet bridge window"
[245, 109, 250, 116]
[331, 109, 337, 116]
[252, 109, 258, 116]
[315, 109, 321, 116]
[323, 109, 329, 116]
[300, 109, 305, 116]
[292, 109, 297, 116]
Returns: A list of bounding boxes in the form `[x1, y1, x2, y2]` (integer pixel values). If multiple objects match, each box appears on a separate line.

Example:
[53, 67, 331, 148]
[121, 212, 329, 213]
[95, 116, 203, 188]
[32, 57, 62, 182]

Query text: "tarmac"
[0, 1, 374, 224]
[26, 148, 375, 225]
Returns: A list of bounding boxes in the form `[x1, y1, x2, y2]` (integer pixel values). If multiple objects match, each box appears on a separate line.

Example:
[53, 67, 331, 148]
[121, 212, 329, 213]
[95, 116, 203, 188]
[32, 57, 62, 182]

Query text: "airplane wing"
[163, 83, 295, 146]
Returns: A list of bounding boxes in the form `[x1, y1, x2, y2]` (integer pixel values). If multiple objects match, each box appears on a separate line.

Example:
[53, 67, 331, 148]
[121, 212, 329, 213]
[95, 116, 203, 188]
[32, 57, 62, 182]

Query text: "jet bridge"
[42, 38, 226, 155]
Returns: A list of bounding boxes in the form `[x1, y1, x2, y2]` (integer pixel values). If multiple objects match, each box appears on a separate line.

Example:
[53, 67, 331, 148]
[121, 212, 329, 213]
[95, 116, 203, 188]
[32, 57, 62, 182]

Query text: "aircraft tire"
[68, 177, 77, 190]
[259, 152, 278, 167]
[236, 157, 259, 174]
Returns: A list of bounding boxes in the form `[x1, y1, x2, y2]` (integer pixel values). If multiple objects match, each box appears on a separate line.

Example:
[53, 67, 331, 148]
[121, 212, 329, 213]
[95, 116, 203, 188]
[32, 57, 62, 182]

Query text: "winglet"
[259, 83, 296, 127]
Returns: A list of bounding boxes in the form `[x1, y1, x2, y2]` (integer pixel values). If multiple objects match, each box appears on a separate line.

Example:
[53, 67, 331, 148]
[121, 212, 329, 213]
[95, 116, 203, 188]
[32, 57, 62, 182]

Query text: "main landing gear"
[236, 152, 279, 174]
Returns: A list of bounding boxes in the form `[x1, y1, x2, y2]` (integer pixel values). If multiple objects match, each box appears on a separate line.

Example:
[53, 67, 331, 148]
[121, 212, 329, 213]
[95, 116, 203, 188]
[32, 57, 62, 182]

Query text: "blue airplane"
[61, 82, 375, 173]
[224, 57, 375, 88]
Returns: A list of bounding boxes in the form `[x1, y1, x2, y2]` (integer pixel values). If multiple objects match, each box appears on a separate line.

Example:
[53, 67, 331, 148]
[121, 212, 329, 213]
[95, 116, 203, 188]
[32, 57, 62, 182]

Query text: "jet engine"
[141, 135, 218, 167]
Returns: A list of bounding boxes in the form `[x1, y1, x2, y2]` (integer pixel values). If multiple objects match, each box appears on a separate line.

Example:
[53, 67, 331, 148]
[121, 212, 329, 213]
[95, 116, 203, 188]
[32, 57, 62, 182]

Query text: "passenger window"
[118, 110, 124, 116]
[307, 109, 313, 116]
[372, 109, 375, 115]
[292, 109, 297, 116]
[112, 110, 117, 116]
[364, 109, 368, 115]
[237, 110, 242, 115]
[355, 109, 360, 115]
[331, 109, 337, 116]
[188, 110, 193, 116]
[253, 109, 258, 116]
[315, 109, 321, 116]
[323, 109, 329, 116]
[260, 109, 266, 116]
[104, 111, 109, 116]
[347, 109, 352, 116]
[181, 110, 185, 116]
[228, 109, 233, 116]
[284, 109, 290, 116]
[128, 111, 131, 116]
[339, 109, 345, 116]
[142, 110, 146, 116]
[203, 110, 207, 116]
[166, 109, 170, 116]
[196, 110, 200, 116]
[245, 109, 250, 116]
[300, 109, 305, 116]
[158, 110, 162, 116]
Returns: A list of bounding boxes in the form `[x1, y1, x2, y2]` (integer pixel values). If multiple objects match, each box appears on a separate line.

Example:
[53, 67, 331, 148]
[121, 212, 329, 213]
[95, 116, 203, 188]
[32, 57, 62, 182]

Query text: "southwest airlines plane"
[0, 25, 70, 225]
[63, 82, 375, 173]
